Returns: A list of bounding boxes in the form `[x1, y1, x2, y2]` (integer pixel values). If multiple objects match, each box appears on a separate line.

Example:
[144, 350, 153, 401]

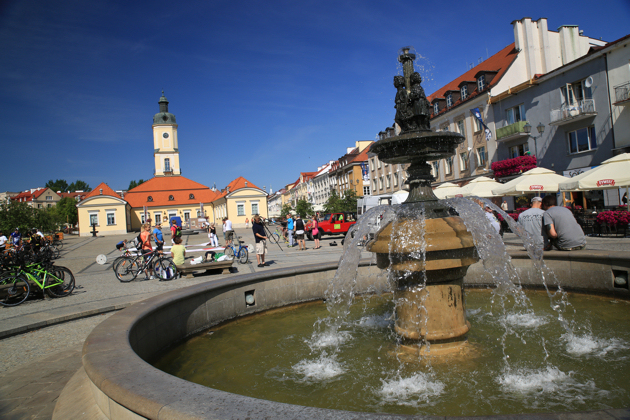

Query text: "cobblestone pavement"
[0, 227, 628, 419]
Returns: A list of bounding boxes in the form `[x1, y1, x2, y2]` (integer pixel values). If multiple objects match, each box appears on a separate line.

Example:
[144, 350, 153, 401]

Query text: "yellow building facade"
[77, 184, 130, 236]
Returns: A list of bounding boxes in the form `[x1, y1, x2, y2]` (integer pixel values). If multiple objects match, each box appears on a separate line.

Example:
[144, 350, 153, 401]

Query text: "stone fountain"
[367, 46, 478, 354]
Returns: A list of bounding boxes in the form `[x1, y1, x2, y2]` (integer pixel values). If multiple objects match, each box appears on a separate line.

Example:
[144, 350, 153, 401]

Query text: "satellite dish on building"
[585, 76, 594, 88]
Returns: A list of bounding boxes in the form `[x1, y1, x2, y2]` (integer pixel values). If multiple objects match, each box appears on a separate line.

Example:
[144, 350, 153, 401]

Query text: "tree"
[128, 179, 145, 190]
[341, 189, 358, 212]
[280, 203, 293, 218]
[45, 179, 69, 192]
[68, 180, 91, 192]
[295, 199, 314, 218]
[56, 196, 79, 225]
[34, 207, 62, 233]
[324, 190, 343, 213]
[0, 201, 36, 234]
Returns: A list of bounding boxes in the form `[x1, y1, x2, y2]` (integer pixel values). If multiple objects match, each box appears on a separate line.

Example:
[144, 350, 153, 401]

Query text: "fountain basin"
[73, 251, 630, 420]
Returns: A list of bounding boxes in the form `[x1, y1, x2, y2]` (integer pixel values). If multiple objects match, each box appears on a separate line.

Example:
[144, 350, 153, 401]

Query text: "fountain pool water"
[153, 290, 630, 417]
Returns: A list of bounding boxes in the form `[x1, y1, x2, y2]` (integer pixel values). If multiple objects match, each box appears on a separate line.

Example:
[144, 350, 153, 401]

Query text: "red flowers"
[491, 156, 537, 179]
[596, 211, 630, 226]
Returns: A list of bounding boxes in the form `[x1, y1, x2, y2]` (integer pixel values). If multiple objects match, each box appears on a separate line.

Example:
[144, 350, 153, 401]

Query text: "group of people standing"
[280, 214, 320, 250]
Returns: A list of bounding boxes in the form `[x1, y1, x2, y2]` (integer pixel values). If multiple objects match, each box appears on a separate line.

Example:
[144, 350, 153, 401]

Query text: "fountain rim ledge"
[79, 251, 630, 420]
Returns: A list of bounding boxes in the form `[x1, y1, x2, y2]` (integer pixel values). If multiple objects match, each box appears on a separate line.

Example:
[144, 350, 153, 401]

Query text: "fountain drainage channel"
[60, 47, 630, 419]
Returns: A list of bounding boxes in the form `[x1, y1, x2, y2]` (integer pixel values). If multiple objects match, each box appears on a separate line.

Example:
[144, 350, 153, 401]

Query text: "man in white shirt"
[224, 217, 234, 247]
[0, 231, 7, 251]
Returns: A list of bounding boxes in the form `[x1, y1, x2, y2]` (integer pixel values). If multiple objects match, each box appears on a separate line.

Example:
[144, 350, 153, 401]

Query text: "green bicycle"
[0, 262, 75, 306]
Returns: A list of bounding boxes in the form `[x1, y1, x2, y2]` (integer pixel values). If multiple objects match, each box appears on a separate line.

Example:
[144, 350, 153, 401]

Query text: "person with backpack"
[295, 214, 306, 250]
[153, 223, 164, 254]
[170, 220, 181, 244]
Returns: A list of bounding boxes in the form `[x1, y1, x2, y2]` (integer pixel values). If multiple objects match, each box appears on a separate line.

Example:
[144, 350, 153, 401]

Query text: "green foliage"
[295, 199, 314, 218]
[341, 189, 358, 212]
[280, 203, 293, 218]
[45, 179, 69, 192]
[68, 180, 91, 192]
[35, 207, 62, 233]
[56, 197, 79, 225]
[323, 190, 343, 213]
[128, 179, 145, 190]
[0, 201, 36, 234]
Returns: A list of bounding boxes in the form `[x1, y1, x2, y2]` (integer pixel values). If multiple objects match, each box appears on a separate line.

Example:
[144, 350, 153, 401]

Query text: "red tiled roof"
[211, 176, 263, 201]
[83, 183, 122, 200]
[12, 191, 33, 202]
[59, 191, 87, 201]
[349, 147, 370, 163]
[124, 177, 218, 208]
[32, 188, 49, 199]
[428, 43, 518, 117]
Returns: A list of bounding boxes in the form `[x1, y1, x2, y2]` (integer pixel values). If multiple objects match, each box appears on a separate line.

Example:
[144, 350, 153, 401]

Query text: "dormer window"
[147, 196, 153, 202]
[477, 74, 486, 91]
[168, 195, 174, 201]
[434, 102, 439, 115]
[446, 94, 453, 108]
[189, 194, 195, 199]
[461, 85, 468, 101]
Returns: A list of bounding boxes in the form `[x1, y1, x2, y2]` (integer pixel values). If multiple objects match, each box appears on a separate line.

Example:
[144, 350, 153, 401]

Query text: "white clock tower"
[152, 91, 181, 177]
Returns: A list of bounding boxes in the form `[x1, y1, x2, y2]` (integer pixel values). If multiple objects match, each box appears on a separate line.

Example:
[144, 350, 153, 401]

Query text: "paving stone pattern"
[0, 227, 628, 419]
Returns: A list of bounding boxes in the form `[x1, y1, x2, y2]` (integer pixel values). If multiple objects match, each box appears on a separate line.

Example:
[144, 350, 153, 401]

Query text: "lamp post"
[523, 122, 545, 163]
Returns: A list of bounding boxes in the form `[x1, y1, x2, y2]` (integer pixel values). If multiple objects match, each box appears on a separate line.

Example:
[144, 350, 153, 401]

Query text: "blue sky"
[1, 0, 629, 194]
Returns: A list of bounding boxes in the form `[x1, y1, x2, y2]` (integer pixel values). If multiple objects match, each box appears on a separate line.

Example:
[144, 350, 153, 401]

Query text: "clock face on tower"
[163, 133, 169, 139]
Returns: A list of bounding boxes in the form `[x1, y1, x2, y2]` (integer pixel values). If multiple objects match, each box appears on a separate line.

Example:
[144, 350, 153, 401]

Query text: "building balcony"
[496, 120, 530, 142]
[614, 81, 630, 106]
[549, 99, 596, 125]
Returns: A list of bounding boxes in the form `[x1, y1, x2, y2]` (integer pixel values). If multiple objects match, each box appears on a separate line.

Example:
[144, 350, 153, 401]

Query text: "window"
[431, 161, 440, 178]
[460, 152, 469, 171]
[561, 80, 592, 106]
[197, 210, 202, 217]
[370, 158, 375, 171]
[461, 85, 468, 101]
[251, 202, 259, 214]
[446, 94, 453, 108]
[168, 195, 174, 201]
[393, 173, 399, 187]
[89, 214, 98, 226]
[107, 213, 115, 226]
[47, 204, 52, 208]
[147, 196, 153, 202]
[473, 115, 482, 132]
[434, 102, 439, 115]
[363, 186, 371, 196]
[476, 146, 487, 166]
[445, 157, 453, 175]
[372, 179, 377, 192]
[189, 194, 195, 199]
[506, 104, 525, 125]
[184, 212, 190, 221]
[509, 143, 530, 158]
[477, 74, 486, 91]
[379, 176, 384, 190]
[456, 120, 465, 136]
[237, 204, 245, 216]
[164, 158, 171, 172]
[377, 159, 381, 169]
[567, 126, 597, 154]
[38, 204, 42, 209]
[46, 196, 52, 201]
[155, 214, 161, 224]
[140, 213, 145, 223]
[386, 175, 391, 188]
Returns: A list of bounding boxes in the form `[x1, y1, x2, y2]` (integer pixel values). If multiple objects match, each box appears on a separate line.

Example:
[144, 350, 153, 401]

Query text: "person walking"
[295, 214, 306, 250]
[541, 195, 586, 251]
[208, 223, 218, 247]
[517, 197, 548, 250]
[170, 220, 178, 244]
[311, 216, 321, 249]
[252, 215, 268, 267]
[286, 214, 295, 247]
[245, 218, 249, 229]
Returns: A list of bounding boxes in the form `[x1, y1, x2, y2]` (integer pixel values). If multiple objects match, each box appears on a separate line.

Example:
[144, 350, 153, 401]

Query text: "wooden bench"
[176, 259, 234, 278]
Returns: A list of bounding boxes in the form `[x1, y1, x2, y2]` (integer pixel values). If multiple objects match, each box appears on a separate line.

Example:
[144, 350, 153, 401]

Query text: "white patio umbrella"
[449, 176, 502, 198]
[558, 153, 630, 209]
[491, 167, 571, 196]
[433, 182, 461, 199]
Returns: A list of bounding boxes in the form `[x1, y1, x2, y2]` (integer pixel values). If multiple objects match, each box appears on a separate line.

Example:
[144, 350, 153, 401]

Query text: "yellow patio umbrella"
[433, 182, 461, 199]
[558, 153, 630, 209]
[449, 176, 502, 198]
[491, 167, 571, 196]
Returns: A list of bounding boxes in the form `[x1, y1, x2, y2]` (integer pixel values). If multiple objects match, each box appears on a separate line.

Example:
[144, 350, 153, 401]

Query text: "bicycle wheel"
[271, 232, 280, 243]
[50, 245, 61, 259]
[224, 246, 234, 259]
[53, 240, 63, 250]
[153, 257, 178, 281]
[0, 273, 30, 307]
[45, 266, 75, 298]
[114, 257, 140, 282]
[238, 248, 248, 264]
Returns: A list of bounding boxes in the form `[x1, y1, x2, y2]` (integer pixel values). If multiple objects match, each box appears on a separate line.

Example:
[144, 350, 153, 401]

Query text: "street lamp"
[523, 122, 545, 162]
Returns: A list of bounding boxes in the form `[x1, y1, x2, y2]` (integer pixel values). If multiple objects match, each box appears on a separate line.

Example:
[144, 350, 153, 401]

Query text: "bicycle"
[269, 227, 287, 244]
[0, 261, 75, 306]
[224, 236, 249, 264]
[114, 250, 177, 282]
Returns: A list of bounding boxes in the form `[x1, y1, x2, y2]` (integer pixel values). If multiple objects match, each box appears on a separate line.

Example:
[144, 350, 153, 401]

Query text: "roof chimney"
[244, 181, 247, 187]
[99, 189, 103, 195]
